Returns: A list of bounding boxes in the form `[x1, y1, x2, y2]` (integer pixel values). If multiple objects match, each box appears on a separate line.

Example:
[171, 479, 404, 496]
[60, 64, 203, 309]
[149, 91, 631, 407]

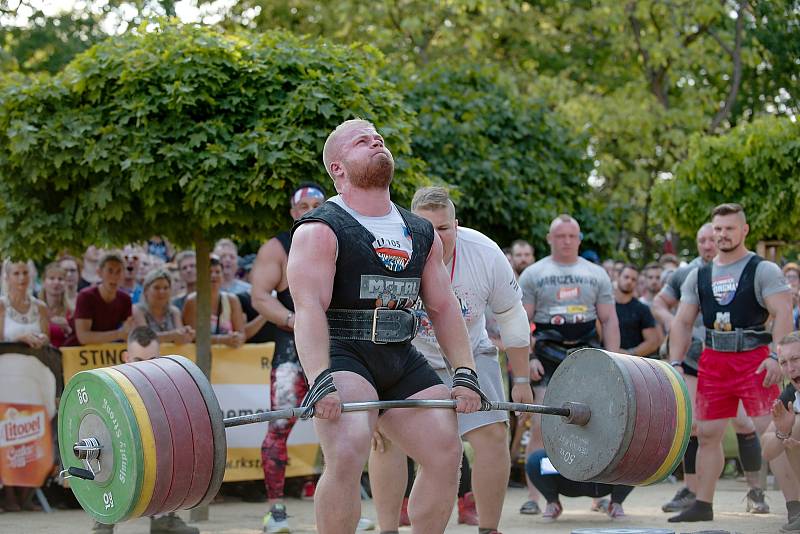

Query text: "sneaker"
[590, 497, 609, 512]
[542, 501, 562, 522]
[356, 517, 375, 531]
[519, 500, 541, 515]
[782, 513, 800, 533]
[661, 487, 696, 512]
[608, 502, 626, 519]
[457, 491, 479, 525]
[399, 497, 410, 526]
[92, 522, 114, 533]
[262, 504, 291, 533]
[150, 513, 199, 534]
[745, 488, 770, 514]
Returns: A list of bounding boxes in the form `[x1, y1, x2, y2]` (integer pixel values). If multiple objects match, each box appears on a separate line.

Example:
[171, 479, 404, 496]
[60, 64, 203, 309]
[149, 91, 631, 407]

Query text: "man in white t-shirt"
[369, 187, 533, 534]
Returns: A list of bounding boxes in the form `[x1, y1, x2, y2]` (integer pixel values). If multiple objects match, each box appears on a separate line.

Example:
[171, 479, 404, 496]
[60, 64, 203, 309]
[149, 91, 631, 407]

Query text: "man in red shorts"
[668, 203, 791, 522]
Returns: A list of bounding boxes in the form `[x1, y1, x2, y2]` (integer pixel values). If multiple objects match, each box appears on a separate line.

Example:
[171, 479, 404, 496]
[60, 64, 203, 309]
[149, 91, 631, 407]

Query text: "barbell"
[58, 348, 691, 524]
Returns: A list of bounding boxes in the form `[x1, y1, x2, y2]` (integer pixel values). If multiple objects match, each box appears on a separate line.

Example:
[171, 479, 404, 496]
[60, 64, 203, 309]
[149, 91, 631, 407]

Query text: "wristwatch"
[776, 429, 792, 441]
[512, 376, 530, 384]
[669, 360, 682, 368]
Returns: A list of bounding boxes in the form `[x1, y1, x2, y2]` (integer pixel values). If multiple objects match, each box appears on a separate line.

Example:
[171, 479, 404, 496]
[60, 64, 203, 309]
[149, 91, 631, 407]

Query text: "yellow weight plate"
[99, 368, 157, 519]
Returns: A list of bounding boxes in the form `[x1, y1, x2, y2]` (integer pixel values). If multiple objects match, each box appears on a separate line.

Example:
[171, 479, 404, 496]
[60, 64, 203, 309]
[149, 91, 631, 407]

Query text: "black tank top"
[275, 231, 294, 312]
[292, 201, 434, 311]
[698, 254, 769, 331]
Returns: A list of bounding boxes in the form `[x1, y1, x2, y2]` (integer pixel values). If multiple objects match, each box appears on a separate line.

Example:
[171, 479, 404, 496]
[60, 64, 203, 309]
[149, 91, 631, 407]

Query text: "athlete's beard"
[716, 238, 741, 253]
[347, 153, 394, 189]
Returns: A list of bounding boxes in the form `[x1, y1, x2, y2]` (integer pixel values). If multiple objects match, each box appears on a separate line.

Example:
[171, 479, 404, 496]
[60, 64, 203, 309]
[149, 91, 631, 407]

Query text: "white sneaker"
[356, 517, 375, 531]
[262, 504, 291, 533]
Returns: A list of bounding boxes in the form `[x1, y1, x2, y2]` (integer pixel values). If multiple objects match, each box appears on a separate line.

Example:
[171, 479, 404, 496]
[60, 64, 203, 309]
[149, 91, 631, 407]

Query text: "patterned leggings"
[261, 361, 308, 499]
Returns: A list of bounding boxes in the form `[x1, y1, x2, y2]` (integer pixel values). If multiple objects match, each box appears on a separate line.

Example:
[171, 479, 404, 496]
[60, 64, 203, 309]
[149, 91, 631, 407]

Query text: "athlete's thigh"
[378, 384, 459, 463]
[314, 371, 379, 456]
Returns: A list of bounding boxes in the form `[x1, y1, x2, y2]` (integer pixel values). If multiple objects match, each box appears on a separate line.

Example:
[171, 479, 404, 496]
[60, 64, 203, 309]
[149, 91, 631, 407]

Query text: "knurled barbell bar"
[58, 349, 690, 524]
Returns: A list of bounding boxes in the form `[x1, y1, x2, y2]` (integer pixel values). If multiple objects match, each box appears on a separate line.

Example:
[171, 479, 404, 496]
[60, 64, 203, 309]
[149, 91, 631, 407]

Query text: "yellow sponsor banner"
[60, 343, 322, 482]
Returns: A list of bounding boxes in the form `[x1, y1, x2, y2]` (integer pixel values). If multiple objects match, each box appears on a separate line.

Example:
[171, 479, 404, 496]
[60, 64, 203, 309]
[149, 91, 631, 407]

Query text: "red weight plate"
[640, 358, 678, 483]
[618, 357, 669, 485]
[148, 358, 214, 509]
[603, 355, 653, 484]
[135, 360, 195, 514]
[115, 363, 174, 517]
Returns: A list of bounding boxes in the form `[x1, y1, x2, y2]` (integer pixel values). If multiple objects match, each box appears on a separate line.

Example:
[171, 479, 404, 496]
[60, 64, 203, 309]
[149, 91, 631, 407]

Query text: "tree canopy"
[0, 21, 425, 259]
[654, 115, 800, 243]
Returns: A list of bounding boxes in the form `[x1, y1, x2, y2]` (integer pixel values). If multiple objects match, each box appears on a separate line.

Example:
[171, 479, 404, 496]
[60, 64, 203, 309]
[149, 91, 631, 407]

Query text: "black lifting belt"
[327, 308, 420, 344]
[704, 328, 772, 352]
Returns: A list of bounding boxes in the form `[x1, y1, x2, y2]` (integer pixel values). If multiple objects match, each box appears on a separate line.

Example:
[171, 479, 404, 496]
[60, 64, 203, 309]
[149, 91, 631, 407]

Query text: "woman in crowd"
[132, 269, 194, 344]
[39, 263, 73, 348]
[182, 255, 245, 347]
[782, 262, 800, 329]
[57, 255, 81, 309]
[0, 259, 50, 511]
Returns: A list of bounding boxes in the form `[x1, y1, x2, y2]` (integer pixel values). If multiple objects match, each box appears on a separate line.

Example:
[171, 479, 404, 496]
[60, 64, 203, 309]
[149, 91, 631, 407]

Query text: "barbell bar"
[58, 349, 691, 524]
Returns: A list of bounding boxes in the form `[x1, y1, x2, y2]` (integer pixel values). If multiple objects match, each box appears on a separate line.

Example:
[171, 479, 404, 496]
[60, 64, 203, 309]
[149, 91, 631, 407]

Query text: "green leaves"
[0, 22, 425, 259]
[654, 116, 800, 243]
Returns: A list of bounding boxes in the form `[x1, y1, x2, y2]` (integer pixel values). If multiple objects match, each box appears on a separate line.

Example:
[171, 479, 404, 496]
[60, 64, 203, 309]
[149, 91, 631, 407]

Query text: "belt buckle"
[372, 307, 389, 344]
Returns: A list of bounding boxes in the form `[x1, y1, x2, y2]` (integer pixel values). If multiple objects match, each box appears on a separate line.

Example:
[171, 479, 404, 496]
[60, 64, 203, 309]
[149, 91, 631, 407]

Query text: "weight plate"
[163, 355, 226, 507]
[640, 359, 686, 485]
[656, 360, 692, 481]
[115, 363, 174, 517]
[134, 360, 194, 513]
[149, 358, 214, 509]
[58, 370, 144, 524]
[542, 348, 636, 482]
[604, 355, 653, 484]
[620, 357, 669, 485]
[97, 368, 157, 521]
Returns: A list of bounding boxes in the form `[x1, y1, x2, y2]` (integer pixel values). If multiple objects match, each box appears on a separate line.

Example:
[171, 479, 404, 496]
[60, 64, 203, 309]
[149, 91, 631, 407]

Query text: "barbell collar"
[222, 399, 585, 428]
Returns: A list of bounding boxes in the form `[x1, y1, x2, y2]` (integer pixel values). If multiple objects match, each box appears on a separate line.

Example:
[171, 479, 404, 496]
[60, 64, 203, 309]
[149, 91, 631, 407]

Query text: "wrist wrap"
[299, 368, 337, 419]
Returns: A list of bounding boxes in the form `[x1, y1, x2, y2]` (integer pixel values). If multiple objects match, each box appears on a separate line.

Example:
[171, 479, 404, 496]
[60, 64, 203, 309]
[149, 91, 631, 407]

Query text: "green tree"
[654, 115, 800, 243]
[399, 64, 604, 253]
[0, 21, 425, 374]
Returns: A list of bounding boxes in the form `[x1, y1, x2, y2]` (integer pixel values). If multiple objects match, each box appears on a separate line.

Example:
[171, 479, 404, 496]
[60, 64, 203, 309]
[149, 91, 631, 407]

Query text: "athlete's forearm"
[293, 304, 331, 383]
[253, 292, 293, 328]
[428, 299, 475, 371]
[506, 346, 529, 379]
[651, 293, 675, 332]
[600, 315, 620, 352]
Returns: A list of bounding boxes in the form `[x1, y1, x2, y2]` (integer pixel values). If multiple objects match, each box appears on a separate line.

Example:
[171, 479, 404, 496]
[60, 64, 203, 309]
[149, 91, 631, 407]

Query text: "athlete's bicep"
[287, 223, 336, 311]
[252, 239, 286, 296]
[489, 247, 522, 314]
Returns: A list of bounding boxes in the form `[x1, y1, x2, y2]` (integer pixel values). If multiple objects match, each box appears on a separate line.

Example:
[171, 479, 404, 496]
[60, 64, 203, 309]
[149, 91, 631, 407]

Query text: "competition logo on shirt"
[360, 275, 419, 309]
[557, 286, 580, 301]
[711, 274, 737, 305]
[373, 235, 411, 272]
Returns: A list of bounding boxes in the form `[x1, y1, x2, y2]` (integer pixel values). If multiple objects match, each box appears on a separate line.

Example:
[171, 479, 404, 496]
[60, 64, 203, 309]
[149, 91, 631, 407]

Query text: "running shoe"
[608, 502, 626, 519]
[356, 517, 375, 531]
[458, 491, 479, 525]
[661, 486, 696, 512]
[150, 513, 199, 534]
[519, 500, 541, 515]
[262, 503, 291, 533]
[542, 501, 562, 522]
[782, 513, 800, 533]
[745, 488, 770, 514]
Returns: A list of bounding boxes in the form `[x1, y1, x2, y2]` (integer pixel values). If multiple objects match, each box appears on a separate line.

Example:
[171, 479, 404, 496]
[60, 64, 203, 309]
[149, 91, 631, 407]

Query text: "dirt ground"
[0, 478, 788, 534]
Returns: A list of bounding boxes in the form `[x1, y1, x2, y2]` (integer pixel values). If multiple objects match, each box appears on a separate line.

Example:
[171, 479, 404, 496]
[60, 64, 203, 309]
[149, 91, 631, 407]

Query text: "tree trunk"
[191, 233, 211, 521]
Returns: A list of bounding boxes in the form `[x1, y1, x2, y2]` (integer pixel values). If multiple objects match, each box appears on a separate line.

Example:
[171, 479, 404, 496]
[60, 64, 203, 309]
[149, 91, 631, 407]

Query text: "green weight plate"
[542, 348, 636, 482]
[58, 370, 144, 524]
[163, 355, 227, 507]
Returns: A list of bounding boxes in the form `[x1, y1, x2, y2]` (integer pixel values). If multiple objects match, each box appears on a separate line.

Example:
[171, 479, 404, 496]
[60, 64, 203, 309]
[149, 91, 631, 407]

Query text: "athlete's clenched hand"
[313, 391, 343, 420]
[451, 386, 481, 413]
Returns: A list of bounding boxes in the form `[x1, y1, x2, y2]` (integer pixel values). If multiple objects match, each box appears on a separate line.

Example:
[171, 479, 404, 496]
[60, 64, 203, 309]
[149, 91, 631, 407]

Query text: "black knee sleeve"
[737, 432, 762, 472]
[683, 435, 698, 475]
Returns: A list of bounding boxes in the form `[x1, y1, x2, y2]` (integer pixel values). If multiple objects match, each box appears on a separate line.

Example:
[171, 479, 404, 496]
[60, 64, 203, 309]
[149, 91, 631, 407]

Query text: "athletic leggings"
[525, 449, 633, 504]
[261, 361, 308, 499]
